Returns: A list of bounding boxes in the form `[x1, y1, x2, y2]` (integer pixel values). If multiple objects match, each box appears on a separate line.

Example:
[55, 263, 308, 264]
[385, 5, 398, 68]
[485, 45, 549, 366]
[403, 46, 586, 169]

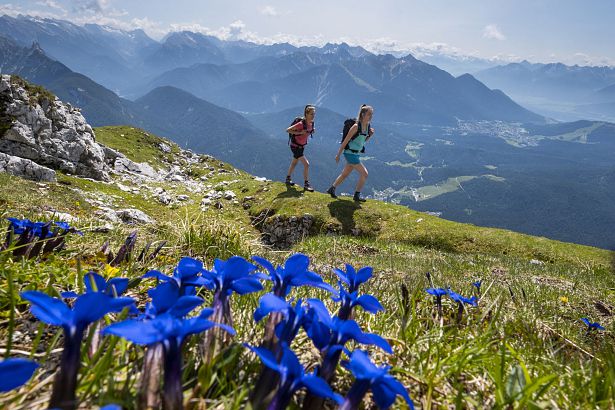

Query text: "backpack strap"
[290, 117, 309, 147]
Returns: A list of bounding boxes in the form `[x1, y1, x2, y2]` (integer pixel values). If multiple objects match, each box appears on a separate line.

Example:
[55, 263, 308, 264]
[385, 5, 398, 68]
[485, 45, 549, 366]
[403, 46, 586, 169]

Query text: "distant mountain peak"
[30, 41, 44, 54]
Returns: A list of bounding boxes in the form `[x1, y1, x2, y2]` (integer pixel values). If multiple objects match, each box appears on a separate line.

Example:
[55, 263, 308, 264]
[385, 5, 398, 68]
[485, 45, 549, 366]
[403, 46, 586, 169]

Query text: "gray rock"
[115, 208, 153, 224]
[157, 190, 172, 205]
[159, 142, 171, 153]
[257, 213, 314, 249]
[44, 211, 77, 222]
[0, 152, 56, 181]
[95, 207, 121, 223]
[0, 75, 110, 181]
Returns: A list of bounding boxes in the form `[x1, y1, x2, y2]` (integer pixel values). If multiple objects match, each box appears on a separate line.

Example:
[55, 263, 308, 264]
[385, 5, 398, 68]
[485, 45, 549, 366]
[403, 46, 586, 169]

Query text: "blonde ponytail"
[357, 104, 373, 122]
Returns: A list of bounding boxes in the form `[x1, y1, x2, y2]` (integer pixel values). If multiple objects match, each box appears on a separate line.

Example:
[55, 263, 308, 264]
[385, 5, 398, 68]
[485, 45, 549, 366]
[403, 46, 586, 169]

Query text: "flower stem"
[138, 343, 163, 410]
[201, 292, 233, 363]
[339, 380, 370, 410]
[456, 302, 464, 324]
[163, 339, 183, 410]
[267, 382, 293, 410]
[49, 328, 84, 410]
[302, 349, 342, 410]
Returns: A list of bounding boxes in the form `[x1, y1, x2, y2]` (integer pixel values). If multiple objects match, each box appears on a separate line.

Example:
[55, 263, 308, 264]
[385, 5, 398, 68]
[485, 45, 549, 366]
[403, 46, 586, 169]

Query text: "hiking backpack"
[341, 119, 368, 153]
[288, 117, 313, 146]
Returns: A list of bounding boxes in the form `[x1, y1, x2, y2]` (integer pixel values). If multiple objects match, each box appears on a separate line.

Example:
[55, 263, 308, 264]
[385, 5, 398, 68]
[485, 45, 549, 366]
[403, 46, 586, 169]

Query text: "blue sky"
[1, 0, 613, 65]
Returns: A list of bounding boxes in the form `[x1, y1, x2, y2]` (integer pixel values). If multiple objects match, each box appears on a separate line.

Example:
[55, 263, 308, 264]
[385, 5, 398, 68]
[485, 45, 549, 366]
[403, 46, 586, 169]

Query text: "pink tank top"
[290, 121, 313, 146]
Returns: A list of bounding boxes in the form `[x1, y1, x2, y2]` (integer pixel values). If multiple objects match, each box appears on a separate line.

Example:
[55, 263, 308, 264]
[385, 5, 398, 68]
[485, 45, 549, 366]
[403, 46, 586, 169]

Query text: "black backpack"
[288, 117, 314, 146]
[341, 119, 368, 153]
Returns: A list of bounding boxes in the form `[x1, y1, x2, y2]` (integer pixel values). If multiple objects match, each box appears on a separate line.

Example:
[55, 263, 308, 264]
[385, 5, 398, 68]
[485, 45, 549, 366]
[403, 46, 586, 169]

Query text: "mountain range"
[0, 15, 543, 125]
[475, 61, 615, 122]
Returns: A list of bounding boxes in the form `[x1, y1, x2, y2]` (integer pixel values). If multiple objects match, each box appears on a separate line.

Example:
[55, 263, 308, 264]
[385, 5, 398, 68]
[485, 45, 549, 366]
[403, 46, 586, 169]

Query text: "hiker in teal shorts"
[326, 104, 374, 202]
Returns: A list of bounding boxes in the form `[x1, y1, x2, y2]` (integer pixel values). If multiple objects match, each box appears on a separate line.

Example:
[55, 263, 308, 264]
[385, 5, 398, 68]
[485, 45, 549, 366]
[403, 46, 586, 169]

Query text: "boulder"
[0, 152, 56, 181]
[115, 208, 153, 224]
[0, 75, 110, 181]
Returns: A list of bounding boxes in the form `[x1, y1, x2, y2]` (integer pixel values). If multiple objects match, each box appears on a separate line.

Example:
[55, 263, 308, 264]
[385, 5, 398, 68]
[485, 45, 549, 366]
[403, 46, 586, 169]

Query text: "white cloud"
[483, 24, 506, 40]
[260, 5, 278, 17]
[3, 9, 613, 67]
[71, 0, 104, 14]
[166, 20, 325, 45]
[0, 3, 27, 16]
[36, 0, 66, 11]
[0, 2, 64, 18]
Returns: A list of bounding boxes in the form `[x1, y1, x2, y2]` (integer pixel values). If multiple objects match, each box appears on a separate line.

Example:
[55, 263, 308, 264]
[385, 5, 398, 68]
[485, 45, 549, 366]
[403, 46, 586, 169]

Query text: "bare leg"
[355, 163, 368, 192]
[299, 156, 310, 181]
[286, 158, 299, 178]
[332, 164, 354, 187]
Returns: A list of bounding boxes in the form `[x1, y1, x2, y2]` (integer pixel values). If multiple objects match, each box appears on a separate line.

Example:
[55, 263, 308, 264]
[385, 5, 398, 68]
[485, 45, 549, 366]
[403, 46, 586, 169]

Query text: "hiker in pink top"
[285, 105, 316, 192]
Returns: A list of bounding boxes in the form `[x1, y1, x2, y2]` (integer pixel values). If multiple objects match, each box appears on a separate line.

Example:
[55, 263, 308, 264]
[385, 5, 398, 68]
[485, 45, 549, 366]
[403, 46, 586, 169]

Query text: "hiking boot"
[326, 186, 337, 198]
[285, 176, 295, 186]
[304, 180, 314, 192]
[353, 192, 366, 202]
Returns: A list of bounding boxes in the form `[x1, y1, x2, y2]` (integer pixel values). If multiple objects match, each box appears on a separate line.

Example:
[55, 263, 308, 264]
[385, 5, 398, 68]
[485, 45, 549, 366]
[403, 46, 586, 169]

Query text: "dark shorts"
[290, 144, 305, 159]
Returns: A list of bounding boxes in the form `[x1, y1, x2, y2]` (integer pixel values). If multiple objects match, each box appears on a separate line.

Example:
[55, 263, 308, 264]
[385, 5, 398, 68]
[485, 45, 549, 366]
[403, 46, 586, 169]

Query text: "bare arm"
[365, 127, 375, 143]
[285, 122, 304, 135]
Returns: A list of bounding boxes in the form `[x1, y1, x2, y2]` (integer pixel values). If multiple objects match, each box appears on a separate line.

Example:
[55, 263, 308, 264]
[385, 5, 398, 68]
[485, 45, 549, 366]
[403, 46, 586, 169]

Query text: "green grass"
[250, 182, 613, 271]
[94, 126, 181, 166]
[9, 75, 56, 107]
[1, 125, 614, 409]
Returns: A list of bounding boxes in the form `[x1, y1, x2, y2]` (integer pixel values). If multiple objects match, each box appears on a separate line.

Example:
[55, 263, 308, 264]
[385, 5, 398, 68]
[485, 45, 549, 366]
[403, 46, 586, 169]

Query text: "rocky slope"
[0, 74, 109, 181]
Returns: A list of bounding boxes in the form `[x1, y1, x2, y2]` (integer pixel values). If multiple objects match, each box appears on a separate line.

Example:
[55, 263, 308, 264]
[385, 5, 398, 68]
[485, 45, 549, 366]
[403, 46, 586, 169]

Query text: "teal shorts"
[343, 151, 361, 165]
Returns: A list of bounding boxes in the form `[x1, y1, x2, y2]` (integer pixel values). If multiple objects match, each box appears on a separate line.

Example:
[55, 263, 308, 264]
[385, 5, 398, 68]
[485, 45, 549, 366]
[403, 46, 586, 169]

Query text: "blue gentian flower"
[253, 294, 331, 348]
[200, 256, 263, 360]
[340, 350, 414, 410]
[426, 287, 448, 317]
[21, 290, 134, 409]
[581, 318, 605, 331]
[447, 290, 477, 306]
[102, 310, 233, 348]
[332, 265, 381, 320]
[4, 218, 82, 259]
[246, 345, 343, 410]
[310, 317, 393, 356]
[143, 281, 208, 319]
[62, 271, 130, 299]
[252, 253, 334, 297]
[252, 254, 333, 352]
[6, 217, 32, 235]
[250, 295, 332, 407]
[53, 221, 83, 236]
[103, 307, 234, 410]
[123, 281, 208, 410]
[472, 280, 482, 292]
[303, 313, 393, 407]
[446, 290, 477, 323]
[143, 256, 207, 296]
[0, 358, 38, 393]
[201, 256, 262, 296]
[333, 264, 373, 293]
[332, 284, 384, 316]
[426, 287, 448, 297]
